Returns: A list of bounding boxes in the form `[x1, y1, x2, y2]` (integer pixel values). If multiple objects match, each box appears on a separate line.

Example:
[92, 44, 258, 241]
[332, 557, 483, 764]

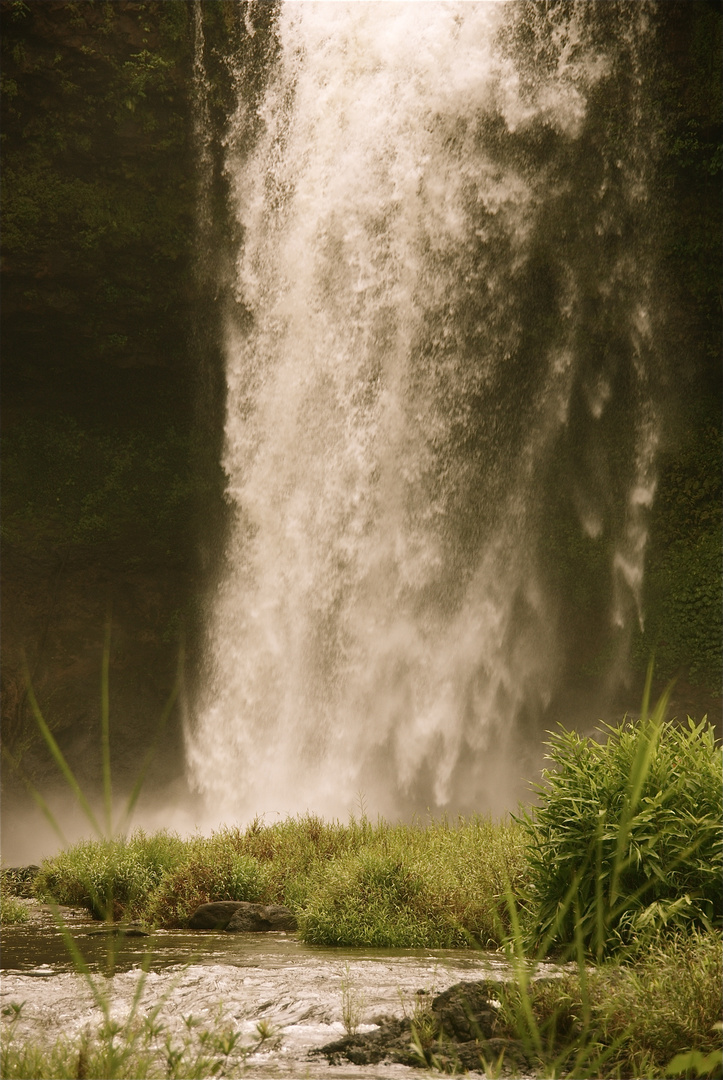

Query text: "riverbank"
[8, 815, 528, 948]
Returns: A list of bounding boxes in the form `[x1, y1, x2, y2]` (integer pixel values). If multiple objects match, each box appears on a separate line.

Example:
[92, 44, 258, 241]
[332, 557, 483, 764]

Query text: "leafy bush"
[521, 704, 723, 957]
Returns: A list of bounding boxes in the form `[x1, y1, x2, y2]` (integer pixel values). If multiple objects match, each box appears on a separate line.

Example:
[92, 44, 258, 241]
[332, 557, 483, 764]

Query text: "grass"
[485, 665, 723, 1078]
[493, 931, 722, 1079]
[0, 894, 30, 925]
[1, 1001, 277, 1079]
[30, 813, 527, 947]
[26, 669, 721, 960]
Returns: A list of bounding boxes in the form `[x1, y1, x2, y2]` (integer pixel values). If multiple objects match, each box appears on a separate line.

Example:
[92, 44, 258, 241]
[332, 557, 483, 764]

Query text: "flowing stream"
[2, 910, 569, 1078]
[188, 2, 662, 822]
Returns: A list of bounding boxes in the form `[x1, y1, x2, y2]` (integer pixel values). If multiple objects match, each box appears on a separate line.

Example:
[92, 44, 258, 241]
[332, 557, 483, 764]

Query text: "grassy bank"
[494, 930, 722, 1079]
[21, 814, 527, 948]
[15, 689, 720, 955]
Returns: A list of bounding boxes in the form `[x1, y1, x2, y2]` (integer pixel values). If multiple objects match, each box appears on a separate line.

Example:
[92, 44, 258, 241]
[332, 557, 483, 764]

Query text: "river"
[1, 904, 564, 1077]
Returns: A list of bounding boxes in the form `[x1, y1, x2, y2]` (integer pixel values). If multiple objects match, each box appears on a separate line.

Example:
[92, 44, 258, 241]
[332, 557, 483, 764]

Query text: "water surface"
[2, 912, 554, 1077]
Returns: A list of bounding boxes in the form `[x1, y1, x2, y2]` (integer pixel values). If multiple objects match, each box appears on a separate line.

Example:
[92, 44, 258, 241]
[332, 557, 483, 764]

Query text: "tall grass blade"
[119, 638, 184, 834]
[640, 656, 654, 724]
[101, 620, 113, 837]
[610, 677, 674, 915]
[23, 667, 103, 837]
[502, 876, 542, 1059]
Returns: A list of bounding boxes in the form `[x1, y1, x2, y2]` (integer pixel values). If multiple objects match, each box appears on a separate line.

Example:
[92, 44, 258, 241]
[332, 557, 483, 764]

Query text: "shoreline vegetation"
[2, 697, 721, 1078]
[10, 814, 528, 946]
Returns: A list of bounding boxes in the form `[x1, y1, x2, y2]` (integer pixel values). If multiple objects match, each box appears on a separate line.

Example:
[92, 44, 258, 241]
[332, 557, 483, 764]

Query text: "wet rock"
[187, 902, 248, 929]
[318, 1017, 420, 1069]
[226, 903, 297, 933]
[314, 980, 532, 1076]
[86, 923, 150, 937]
[187, 901, 297, 932]
[432, 979, 501, 1041]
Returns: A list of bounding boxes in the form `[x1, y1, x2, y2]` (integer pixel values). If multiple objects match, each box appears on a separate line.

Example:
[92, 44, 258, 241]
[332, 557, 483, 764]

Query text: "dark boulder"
[187, 901, 297, 932]
[314, 980, 532, 1075]
[317, 1017, 419, 1069]
[226, 903, 298, 933]
[188, 901, 248, 929]
[431, 979, 501, 1041]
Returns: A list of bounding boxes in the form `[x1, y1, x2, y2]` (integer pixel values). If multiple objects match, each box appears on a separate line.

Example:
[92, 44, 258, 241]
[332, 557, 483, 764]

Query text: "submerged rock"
[187, 901, 297, 932]
[86, 923, 150, 937]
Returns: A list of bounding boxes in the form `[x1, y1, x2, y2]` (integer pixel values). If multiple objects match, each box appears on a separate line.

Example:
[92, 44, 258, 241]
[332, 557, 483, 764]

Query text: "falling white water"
[188, 2, 660, 821]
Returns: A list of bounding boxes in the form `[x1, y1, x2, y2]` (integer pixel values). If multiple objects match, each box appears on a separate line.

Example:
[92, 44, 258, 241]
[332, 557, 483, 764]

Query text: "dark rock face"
[187, 901, 298, 932]
[0, 0, 219, 857]
[187, 902, 249, 930]
[315, 980, 531, 1076]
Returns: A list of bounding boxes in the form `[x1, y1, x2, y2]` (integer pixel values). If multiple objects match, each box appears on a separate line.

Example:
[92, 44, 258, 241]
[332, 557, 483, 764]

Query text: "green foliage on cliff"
[637, 3, 723, 695]
[635, 426, 723, 691]
[0, 0, 193, 362]
[1, 413, 197, 561]
[0, 0, 203, 578]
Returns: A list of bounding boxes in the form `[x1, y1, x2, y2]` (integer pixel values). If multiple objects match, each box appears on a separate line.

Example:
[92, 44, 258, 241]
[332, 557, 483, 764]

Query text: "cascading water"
[187, 1, 662, 821]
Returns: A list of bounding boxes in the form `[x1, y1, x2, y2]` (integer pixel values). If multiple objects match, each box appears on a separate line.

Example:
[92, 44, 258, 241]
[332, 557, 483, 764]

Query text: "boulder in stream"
[315, 979, 531, 1075]
[226, 903, 298, 932]
[188, 901, 297, 932]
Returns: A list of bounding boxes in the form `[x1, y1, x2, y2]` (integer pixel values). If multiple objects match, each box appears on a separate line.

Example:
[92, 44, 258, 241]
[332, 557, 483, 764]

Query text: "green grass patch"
[300, 815, 526, 947]
[497, 930, 722, 1078]
[34, 830, 187, 922]
[141, 830, 268, 927]
[33, 814, 527, 946]
[0, 894, 30, 925]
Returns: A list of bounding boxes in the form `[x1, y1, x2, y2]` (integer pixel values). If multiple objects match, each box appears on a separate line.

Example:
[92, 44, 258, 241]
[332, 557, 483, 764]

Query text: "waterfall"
[187, 1, 661, 821]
